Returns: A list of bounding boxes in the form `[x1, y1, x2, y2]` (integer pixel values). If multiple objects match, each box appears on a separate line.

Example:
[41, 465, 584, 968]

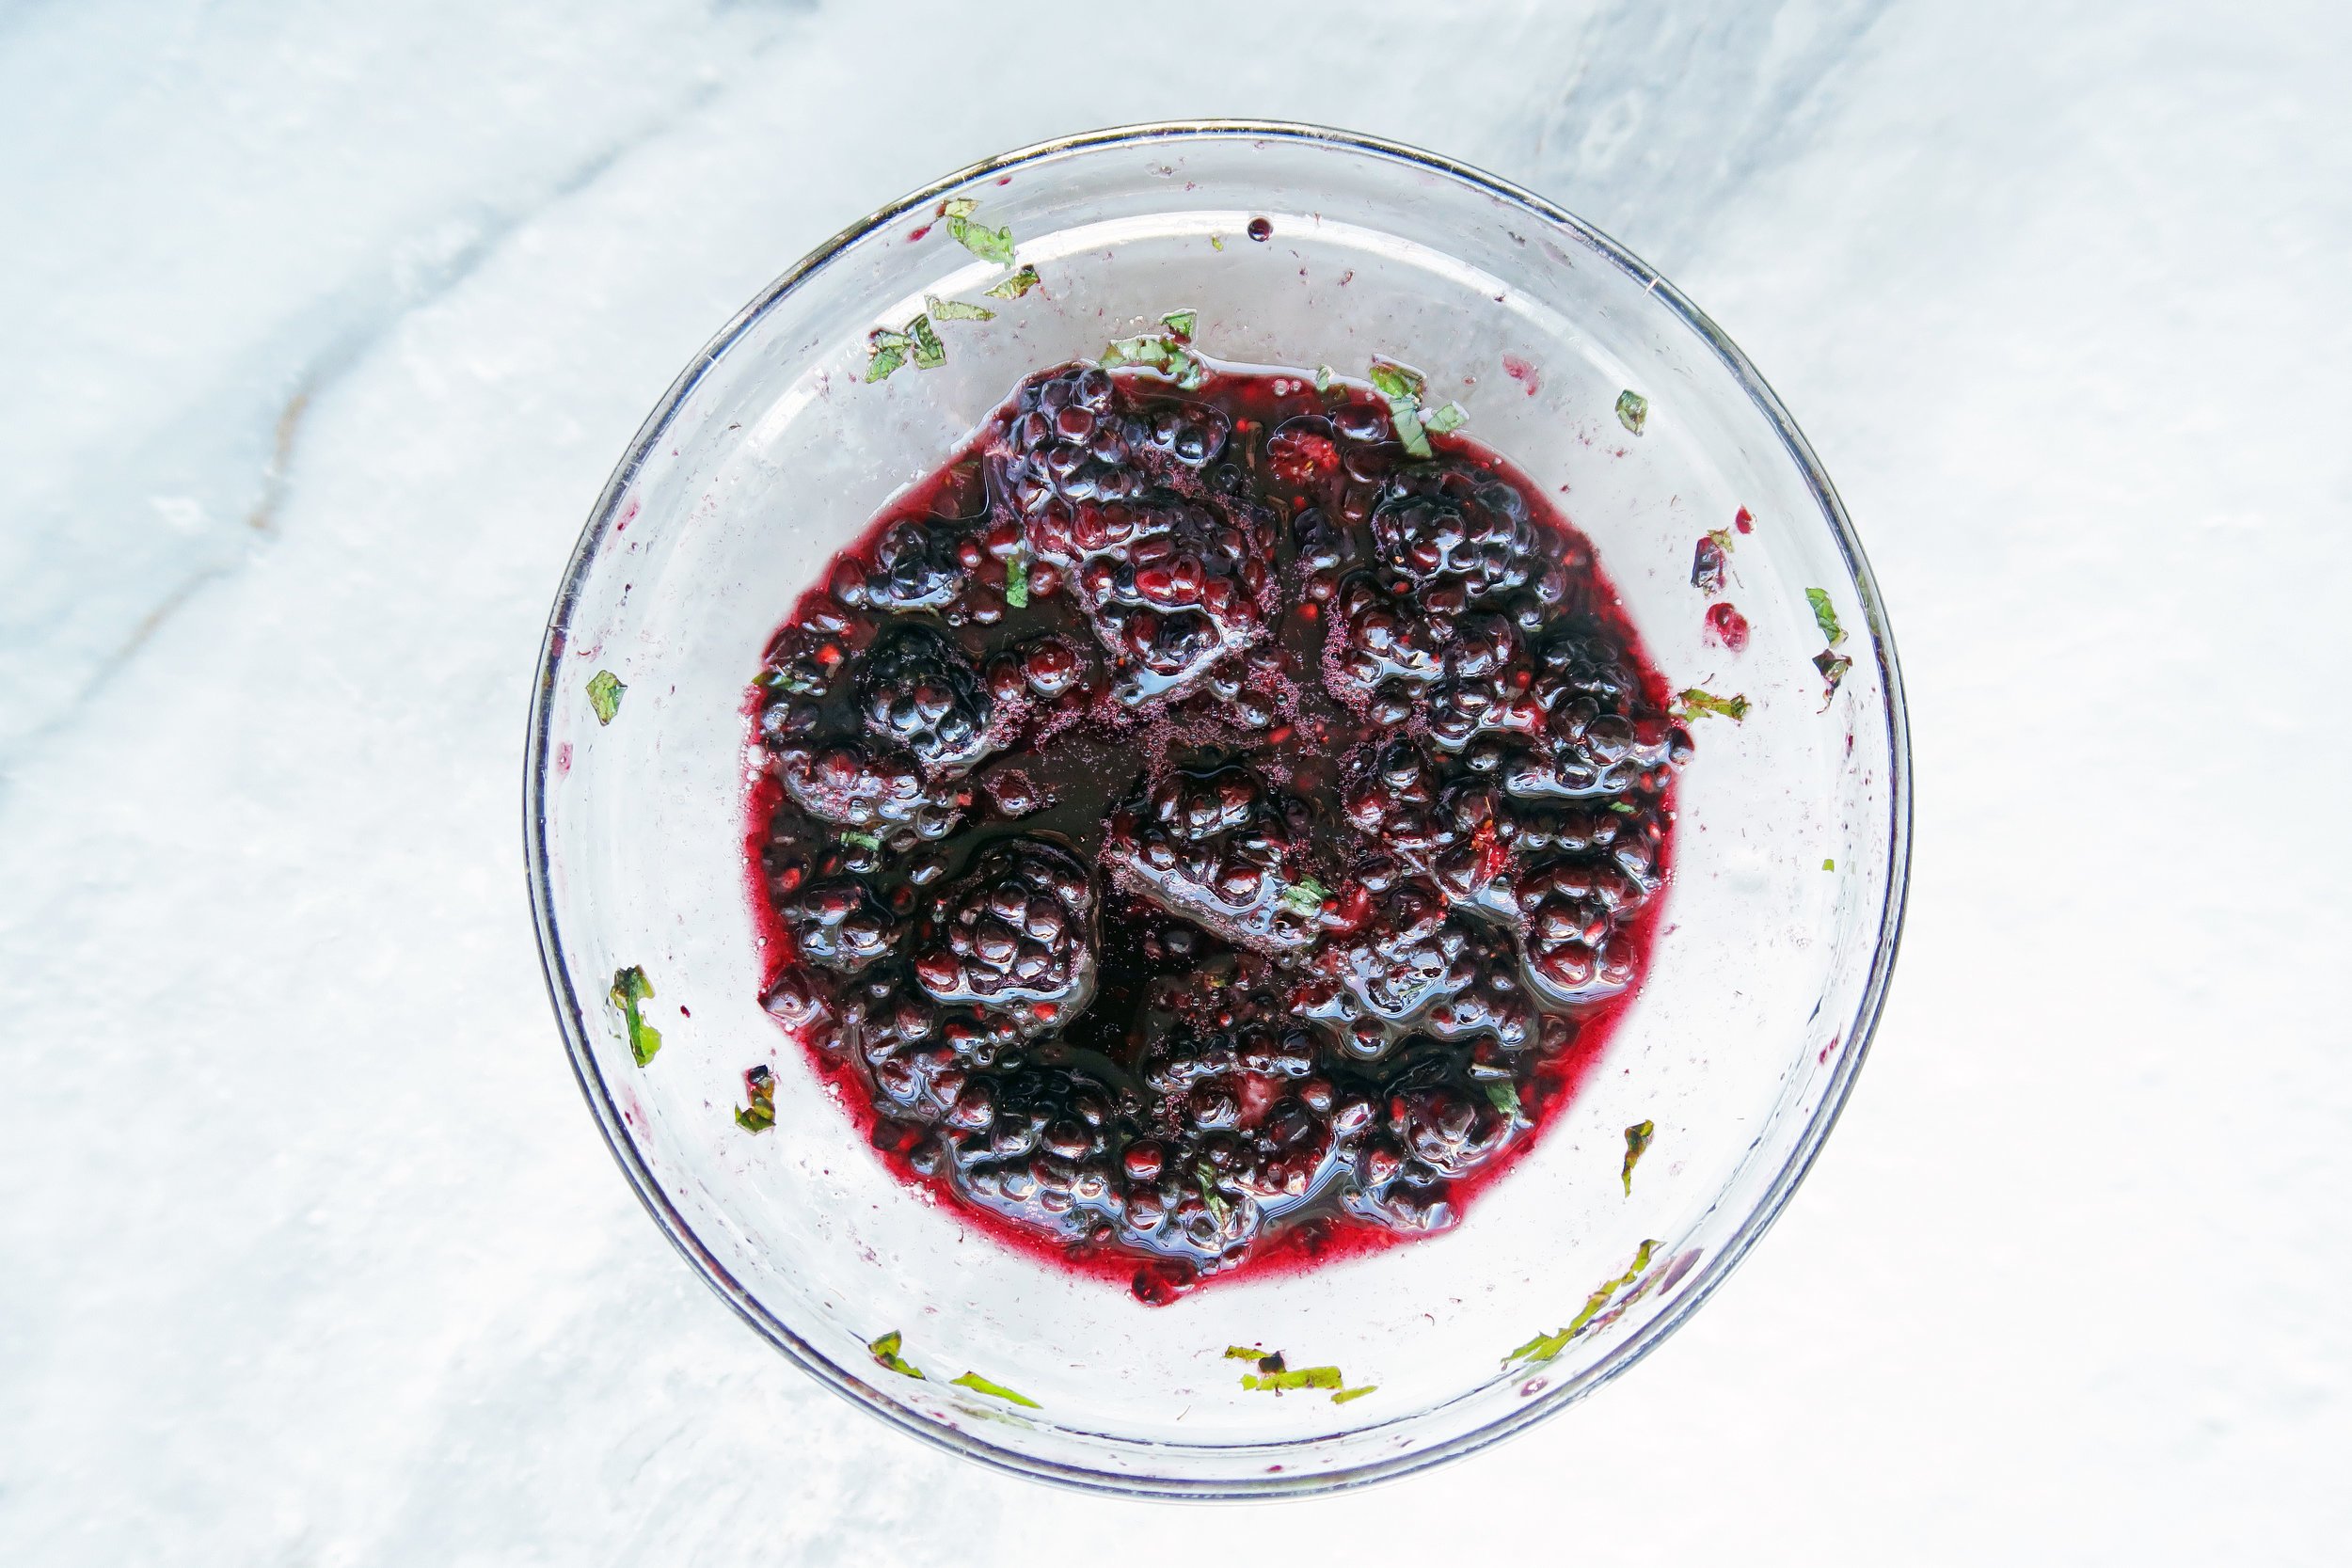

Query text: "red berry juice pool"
[746, 361, 1689, 1304]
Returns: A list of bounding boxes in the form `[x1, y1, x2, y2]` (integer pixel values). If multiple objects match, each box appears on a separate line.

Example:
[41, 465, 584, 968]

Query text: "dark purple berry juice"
[746, 361, 1690, 1304]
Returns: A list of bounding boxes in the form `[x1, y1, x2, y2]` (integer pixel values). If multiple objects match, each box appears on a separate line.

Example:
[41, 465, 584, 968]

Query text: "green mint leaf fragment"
[1422, 401, 1469, 436]
[925, 293, 995, 323]
[1484, 1080, 1527, 1126]
[1331, 1385, 1378, 1405]
[865, 335, 909, 383]
[609, 966, 661, 1068]
[1621, 1119, 1655, 1196]
[736, 1064, 776, 1133]
[1608, 800, 1638, 815]
[1101, 334, 1172, 371]
[1242, 1366, 1344, 1392]
[941, 198, 978, 220]
[587, 670, 626, 724]
[839, 829, 883, 852]
[1366, 357, 1424, 402]
[1708, 527, 1737, 554]
[951, 1371, 1041, 1408]
[907, 314, 946, 370]
[1675, 688, 1749, 723]
[1160, 308, 1198, 341]
[1814, 651, 1853, 709]
[867, 1330, 924, 1380]
[1195, 1163, 1231, 1224]
[946, 214, 1015, 265]
[1615, 388, 1648, 435]
[1805, 588, 1847, 647]
[1822, 857, 1836, 872]
[1391, 404, 1431, 460]
[982, 264, 1043, 299]
[1508, 1239, 1661, 1366]
[1277, 878, 1327, 916]
[1208, 233, 1225, 251]
[1002, 549, 1030, 610]
[1224, 1345, 1267, 1361]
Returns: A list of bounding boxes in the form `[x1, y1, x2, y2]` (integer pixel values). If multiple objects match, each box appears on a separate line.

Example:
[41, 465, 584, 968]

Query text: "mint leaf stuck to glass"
[1621, 1119, 1655, 1195]
[1805, 587, 1847, 647]
[1615, 388, 1648, 435]
[924, 293, 995, 323]
[1675, 688, 1749, 723]
[586, 669, 626, 724]
[868, 1330, 924, 1380]
[983, 265, 1042, 299]
[609, 966, 661, 1068]
[736, 1064, 776, 1133]
[1003, 550, 1030, 610]
[1505, 1238, 1661, 1366]
[945, 203, 1015, 265]
[951, 1370, 1040, 1408]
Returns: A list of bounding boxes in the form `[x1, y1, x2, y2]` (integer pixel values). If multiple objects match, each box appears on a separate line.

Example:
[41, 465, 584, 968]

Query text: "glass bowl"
[524, 121, 1910, 1498]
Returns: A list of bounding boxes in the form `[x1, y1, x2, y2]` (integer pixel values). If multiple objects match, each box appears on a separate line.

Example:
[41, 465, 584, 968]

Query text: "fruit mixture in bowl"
[749, 351, 1690, 1304]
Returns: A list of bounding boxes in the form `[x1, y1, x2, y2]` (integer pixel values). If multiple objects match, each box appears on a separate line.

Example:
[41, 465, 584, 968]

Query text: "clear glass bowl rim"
[522, 118, 1915, 1500]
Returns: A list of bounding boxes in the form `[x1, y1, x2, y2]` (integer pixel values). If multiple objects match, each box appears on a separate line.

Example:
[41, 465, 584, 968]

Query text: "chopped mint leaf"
[1160, 308, 1198, 340]
[736, 1064, 776, 1133]
[1621, 1119, 1655, 1196]
[609, 966, 661, 1068]
[1223, 1345, 1266, 1362]
[1484, 1080, 1527, 1126]
[586, 669, 626, 724]
[1242, 1366, 1343, 1392]
[1708, 527, 1737, 554]
[867, 1330, 924, 1380]
[1422, 401, 1469, 436]
[941, 197, 977, 220]
[925, 293, 995, 323]
[1814, 651, 1853, 708]
[1331, 1385, 1378, 1405]
[865, 328, 909, 382]
[983, 265, 1042, 299]
[1367, 357, 1438, 458]
[1003, 550, 1029, 610]
[1102, 330, 1208, 390]
[1208, 233, 1224, 251]
[1822, 858, 1836, 871]
[1805, 588, 1847, 647]
[1608, 800, 1638, 815]
[1313, 364, 1336, 394]
[1675, 688, 1749, 723]
[907, 314, 946, 370]
[951, 1371, 1041, 1408]
[1615, 388, 1648, 435]
[1195, 1163, 1231, 1224]
[947, 213, 1015, 265]
[1366, 357, 1425, 402]
[839, 829, 883, 852]
[1507, 1239, 1661, 1366]
[1277, 879, 1327, 916]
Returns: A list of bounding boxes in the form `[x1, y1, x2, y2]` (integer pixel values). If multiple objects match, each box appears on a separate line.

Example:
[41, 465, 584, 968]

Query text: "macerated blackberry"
[909, 838, 1096, 1019]
[857, 620, 999, 776]
[1104, 763, 1323, 952]
[743, 358, 1690, 1296]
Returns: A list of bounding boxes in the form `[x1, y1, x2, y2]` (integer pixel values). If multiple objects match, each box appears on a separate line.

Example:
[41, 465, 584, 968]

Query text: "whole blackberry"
[1367, 470, 1540, 598]
[772, 737, 969, 835]
[941, 1065, 1136, 1242]
[1516, 854, 1654, 1001]
[993, 366, 1144, 511]
[1104, 764, 1323, 952]
[1327, 572, 1447, 703]
[779, 873, 899, 972]
[858, 517, 970, 613]
[857, 621, 999, 776]
[1030, 494, 1274, 699]
[909, 838, 1097, 1019]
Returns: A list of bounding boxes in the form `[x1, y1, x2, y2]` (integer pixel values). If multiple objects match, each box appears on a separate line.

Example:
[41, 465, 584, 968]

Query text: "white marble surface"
[4, 1, 2346, 1560]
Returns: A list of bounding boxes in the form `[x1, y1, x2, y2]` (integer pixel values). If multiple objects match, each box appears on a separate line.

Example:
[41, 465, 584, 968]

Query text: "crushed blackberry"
[745, 357, 1684, 1301]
